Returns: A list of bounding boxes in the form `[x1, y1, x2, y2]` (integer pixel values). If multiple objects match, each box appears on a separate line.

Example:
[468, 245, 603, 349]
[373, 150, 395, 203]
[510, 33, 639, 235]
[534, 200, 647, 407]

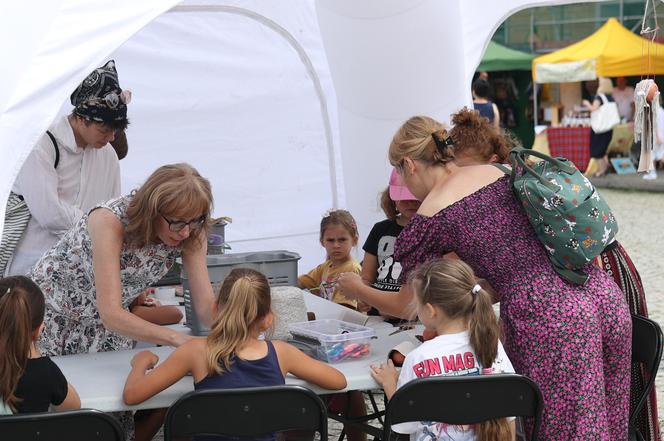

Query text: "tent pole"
[533, 82, 539, 129]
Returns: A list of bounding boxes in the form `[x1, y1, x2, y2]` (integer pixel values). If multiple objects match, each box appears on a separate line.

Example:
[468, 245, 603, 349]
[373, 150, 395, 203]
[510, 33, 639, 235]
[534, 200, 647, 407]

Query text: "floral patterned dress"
[31, 196, 181, 357]
[395, 175, 631, 441]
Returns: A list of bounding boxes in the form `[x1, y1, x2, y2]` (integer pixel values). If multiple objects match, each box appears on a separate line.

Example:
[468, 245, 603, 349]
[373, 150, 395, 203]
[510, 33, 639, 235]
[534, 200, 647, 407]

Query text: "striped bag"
[0, 193, 31, 275]
[0, 131, 59, 275]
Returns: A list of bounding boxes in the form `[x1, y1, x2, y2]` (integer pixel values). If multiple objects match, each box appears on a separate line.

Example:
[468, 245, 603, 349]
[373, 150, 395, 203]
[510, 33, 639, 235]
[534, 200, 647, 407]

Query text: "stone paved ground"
[600, 188, 664, 432]
[153, 188, 663, 440]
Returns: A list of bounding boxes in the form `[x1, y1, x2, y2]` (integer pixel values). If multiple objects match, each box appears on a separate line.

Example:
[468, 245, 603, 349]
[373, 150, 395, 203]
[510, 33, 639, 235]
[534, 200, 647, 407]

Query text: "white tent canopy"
[0, 0, 602, 271]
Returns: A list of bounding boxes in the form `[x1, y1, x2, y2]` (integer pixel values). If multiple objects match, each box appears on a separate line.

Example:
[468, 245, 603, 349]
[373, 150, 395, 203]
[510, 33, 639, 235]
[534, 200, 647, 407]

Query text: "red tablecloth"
[546, 127, 591, 172]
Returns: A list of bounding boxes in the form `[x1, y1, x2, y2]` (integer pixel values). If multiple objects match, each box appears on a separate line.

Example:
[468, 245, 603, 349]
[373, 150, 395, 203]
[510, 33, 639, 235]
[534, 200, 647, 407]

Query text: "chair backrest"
[0, 408, 124, 441]
[163, 385, 327, 441]
[630, 314, 663, 426]
[383, 374, 543, 441]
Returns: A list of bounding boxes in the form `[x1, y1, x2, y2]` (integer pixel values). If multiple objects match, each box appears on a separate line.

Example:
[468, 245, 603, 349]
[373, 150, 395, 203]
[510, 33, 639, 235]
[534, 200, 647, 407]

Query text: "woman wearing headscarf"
[5, 60, 130, 276]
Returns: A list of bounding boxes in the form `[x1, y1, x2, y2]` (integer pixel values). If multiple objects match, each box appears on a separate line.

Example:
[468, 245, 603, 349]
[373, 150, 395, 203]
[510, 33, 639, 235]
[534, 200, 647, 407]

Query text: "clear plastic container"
[289, 319, 376, 363]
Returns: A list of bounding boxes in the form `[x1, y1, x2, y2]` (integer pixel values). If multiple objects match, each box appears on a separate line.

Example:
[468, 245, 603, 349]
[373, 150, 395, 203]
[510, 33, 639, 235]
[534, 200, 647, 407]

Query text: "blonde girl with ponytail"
[370, 259, 515, 441]
[124, 268, 346, 432]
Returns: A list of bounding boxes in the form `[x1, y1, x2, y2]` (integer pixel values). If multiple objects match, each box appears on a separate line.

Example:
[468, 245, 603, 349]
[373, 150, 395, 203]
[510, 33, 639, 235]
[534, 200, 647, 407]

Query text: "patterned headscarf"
[70, 60, 130, 124]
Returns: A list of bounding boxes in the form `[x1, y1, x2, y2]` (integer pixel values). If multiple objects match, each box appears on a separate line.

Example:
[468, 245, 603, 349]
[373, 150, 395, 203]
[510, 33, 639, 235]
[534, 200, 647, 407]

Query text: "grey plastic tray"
[181, 250, 300, 335]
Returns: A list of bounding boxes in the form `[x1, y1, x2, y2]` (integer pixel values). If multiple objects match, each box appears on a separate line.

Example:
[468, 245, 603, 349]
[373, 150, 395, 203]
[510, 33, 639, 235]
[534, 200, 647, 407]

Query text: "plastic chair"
[163, 385, 328, 440]
[629, 314, 663, 441]
[0, 408, 124, 441]
[382, 374, 543, 441]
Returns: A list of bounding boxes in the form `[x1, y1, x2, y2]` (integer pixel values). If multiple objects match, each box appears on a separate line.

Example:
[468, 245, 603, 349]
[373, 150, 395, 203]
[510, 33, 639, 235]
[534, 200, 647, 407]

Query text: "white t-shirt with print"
[392, 330, 515, 441]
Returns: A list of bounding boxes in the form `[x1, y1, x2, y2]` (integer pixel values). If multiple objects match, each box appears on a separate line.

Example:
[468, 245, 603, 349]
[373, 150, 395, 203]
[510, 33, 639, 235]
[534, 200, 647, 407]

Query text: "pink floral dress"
[31, 196, 180, 356]
[395, 175, 631, 440]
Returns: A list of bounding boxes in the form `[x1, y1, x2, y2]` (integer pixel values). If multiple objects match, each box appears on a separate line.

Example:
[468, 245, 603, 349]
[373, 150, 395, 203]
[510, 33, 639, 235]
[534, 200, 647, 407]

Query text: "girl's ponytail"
[206, 268, 271, 375]
[468, 285, 511, 441]
[0, 283, 32, 410]
[468, 285, 498, 371]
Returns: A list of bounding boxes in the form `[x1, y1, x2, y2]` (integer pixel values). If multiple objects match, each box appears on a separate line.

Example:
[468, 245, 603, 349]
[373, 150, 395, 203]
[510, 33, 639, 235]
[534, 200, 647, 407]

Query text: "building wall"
[493, 0, 664, 53]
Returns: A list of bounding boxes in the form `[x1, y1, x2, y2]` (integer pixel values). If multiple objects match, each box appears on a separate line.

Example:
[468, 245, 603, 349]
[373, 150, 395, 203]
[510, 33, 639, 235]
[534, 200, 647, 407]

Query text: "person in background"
[348, 169, 420, 322]
[612, 76, 635, 122]
[124, 268, 347, 440]
[298, 209, 363, 310]
[6, 60, 129, 276]
[111, 129, 129, 160]
[129, 290, 183, 326]
[371, 259, 515, 441]
[472, 78, 500, 129]
[0, 276, 80, 414]
[644, 95, 664, 181]
[297, 209, 367, 441]
[583, 77, 615, 177]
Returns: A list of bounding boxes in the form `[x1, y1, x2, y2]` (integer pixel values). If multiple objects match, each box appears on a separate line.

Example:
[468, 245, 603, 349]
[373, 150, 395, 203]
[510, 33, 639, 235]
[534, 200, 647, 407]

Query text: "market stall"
[478, 42, 535, 149]
[531, 17, 664, 173]
[532, 123, 634, 172]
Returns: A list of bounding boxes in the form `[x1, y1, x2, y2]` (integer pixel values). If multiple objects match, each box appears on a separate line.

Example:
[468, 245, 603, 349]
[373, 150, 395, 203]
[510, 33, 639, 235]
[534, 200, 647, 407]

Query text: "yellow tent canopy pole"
[532, 17, 664, 83]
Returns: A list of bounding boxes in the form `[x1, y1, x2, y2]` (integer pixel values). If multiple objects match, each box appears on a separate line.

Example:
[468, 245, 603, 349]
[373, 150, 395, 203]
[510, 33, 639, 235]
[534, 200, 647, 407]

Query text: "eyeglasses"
[161, 214, 206, 232]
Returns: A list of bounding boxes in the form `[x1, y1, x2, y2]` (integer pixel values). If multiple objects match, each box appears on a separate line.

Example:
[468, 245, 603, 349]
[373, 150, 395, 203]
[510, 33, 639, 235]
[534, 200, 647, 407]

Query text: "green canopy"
[478, 41, 534, 72]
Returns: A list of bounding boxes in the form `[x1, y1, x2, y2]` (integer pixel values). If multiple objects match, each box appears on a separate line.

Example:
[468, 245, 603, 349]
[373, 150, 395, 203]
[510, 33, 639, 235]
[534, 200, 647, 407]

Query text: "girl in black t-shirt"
[0, 276, 80, 413]
[360, 169, 421, 318]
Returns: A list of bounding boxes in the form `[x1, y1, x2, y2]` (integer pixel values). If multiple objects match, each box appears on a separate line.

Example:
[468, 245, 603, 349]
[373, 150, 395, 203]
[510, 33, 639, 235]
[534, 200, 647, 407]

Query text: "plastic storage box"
[289, 319, 376, 363]
[181, 250, 300, 335]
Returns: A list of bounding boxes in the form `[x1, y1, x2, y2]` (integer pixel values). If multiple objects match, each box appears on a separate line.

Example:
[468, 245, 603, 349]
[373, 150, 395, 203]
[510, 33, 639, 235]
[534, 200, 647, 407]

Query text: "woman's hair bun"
[451, 107, 483, 128]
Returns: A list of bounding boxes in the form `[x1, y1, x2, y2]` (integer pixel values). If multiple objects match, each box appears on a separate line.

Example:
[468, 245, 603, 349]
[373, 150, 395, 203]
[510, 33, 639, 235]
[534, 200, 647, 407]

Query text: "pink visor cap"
[389, 168, 419, 201]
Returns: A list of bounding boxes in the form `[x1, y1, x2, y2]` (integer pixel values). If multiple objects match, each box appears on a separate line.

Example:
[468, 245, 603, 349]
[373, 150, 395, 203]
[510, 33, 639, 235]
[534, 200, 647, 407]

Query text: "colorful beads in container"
[326, 342, 371, 362]
[289, 319, 376, 363]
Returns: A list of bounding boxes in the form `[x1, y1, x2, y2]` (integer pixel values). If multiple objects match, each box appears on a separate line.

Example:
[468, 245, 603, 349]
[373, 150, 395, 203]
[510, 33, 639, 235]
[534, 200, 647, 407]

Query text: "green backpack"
[496, 147, 619, 285]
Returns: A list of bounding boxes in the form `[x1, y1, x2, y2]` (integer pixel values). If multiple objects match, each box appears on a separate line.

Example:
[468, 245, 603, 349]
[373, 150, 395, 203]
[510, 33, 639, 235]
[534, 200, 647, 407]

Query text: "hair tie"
[471, 284, 481, 297]
[431, 131, 454, 154]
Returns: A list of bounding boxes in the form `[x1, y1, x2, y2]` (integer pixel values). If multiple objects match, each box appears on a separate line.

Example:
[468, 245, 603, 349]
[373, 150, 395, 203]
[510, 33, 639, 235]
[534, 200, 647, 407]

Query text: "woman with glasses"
[29, 163, 215, 358]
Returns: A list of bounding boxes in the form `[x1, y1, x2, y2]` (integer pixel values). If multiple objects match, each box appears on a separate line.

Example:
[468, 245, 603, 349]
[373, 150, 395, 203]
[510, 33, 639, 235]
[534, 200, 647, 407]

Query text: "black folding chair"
[163, 385, 328, 441]
[629, 314, 663, 441]
[327, 389, 386, 441]
[0, 408, 124, 441]
[383, 374, 543, 441]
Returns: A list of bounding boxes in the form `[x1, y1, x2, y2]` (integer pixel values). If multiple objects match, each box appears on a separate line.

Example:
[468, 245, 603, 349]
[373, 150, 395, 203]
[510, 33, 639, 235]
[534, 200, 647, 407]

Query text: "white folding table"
[52, 292, 420, 412]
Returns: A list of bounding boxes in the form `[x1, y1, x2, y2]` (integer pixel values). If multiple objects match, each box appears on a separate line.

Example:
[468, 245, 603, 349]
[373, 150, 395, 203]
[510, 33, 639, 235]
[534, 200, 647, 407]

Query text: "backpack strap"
[492, 163, 511, 174]
[15, 131, 59, 202]
[553, 264, 589, 286]
[508, 147, 577, 191]
[45, 130, 59, 169]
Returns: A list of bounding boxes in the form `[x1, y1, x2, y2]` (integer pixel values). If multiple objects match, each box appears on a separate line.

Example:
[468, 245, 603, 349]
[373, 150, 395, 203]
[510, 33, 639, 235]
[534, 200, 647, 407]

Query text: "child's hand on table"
[131, 350, 159, 371]
[370, 359, 399, 399]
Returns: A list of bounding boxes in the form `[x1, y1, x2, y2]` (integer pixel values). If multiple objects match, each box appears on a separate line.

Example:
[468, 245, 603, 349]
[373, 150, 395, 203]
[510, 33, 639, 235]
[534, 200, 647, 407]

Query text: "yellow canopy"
[533, 18, 664, 83]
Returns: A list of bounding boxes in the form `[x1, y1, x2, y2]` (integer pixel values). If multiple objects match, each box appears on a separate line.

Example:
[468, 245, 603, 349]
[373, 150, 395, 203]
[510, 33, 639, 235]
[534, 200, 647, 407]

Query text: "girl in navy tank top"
[123, 268, 347, 440]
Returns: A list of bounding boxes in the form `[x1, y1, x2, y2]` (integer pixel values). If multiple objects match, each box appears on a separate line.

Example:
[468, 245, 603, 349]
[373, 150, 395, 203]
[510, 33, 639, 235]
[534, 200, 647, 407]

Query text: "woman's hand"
[131, 351, 159, 371]
[337, 272, 365, 299]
